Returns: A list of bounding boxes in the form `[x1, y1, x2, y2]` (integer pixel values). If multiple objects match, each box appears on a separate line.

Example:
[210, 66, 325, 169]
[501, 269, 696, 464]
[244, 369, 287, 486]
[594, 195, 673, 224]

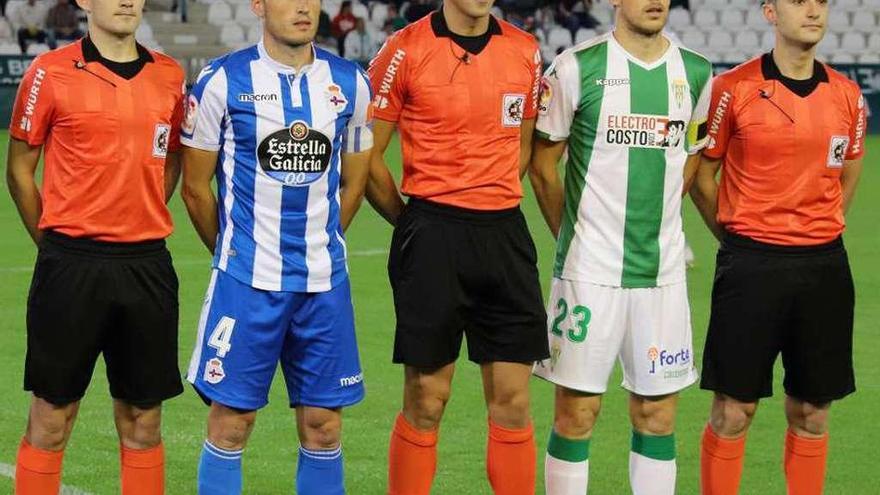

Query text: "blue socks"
[297, 446, 344, 495]
[197, 441, 344, 494]
[198, 440, 243, 495]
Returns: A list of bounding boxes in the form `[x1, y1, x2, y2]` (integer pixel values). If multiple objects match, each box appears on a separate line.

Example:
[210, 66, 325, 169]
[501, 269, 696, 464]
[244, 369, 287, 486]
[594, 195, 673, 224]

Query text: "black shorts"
[388, 199, 549, 368]
[700, 232, 855, 404]
[24, 231, 183, 406]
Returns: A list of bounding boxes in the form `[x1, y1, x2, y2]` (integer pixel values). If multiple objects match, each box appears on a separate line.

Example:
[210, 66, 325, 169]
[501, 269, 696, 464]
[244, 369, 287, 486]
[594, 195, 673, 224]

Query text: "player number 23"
[208, 316, 236, 358]
[551, 298, 591, 343]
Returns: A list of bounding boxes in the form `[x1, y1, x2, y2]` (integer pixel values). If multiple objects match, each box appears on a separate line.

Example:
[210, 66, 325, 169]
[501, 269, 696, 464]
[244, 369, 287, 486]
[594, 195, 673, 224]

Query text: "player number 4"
[550, 298, 591, 343]
[208, 316, 236, 358]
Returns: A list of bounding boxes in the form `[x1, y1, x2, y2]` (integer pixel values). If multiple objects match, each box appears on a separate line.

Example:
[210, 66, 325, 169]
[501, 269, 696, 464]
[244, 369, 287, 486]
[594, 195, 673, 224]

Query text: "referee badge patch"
[827, 136, 849, 168]
[503, 94, 526, 127]
[152, 124, 171, 158]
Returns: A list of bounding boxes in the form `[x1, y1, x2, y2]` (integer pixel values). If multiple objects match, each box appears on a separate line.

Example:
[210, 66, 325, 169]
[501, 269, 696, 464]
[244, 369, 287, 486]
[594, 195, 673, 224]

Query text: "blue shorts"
[186, 269, 364, 410]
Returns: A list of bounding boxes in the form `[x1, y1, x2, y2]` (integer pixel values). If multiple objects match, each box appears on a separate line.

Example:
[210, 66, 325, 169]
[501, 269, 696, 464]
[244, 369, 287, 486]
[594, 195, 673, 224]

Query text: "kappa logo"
[827, 136, 849, 168]
[326, 84, 348, 112]
[503, 94, 526, 127]
[595, 78, 630, 87]
[19, 116, 31, 132]
[153, 124, 171, 158]
[204, 358, 226, 384]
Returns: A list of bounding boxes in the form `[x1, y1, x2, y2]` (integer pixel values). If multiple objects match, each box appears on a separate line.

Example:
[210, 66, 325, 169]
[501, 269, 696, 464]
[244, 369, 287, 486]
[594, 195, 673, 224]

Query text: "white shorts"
[533, 278, 698, 396]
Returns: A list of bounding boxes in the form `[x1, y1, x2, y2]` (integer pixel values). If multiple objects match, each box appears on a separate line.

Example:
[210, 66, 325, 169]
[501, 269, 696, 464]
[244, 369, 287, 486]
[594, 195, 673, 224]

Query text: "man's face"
[612, 0, 671, 36]
[445, 0, 495, 19]
[255, 0, 321, 48]
[77, 0, 144, 36]
[765, 0, 828, 48]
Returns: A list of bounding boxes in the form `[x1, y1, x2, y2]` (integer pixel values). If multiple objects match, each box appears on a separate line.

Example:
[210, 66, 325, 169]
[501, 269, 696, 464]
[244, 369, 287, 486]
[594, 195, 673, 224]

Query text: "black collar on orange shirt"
[82, 35, 154, 80]
[430, 9, 501, 56]
[761, 51, 828, 98]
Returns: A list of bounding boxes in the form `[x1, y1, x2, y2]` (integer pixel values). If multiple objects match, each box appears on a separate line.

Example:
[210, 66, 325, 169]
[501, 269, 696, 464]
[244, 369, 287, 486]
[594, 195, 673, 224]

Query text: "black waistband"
[722, 231, 844, 256]
[42, 230, 167, 257]
[406, 197, 521, 222]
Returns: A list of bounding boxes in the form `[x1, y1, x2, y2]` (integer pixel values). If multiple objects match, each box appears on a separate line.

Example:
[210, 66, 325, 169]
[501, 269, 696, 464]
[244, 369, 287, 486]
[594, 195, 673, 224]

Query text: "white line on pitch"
[0, 462, 94, 495]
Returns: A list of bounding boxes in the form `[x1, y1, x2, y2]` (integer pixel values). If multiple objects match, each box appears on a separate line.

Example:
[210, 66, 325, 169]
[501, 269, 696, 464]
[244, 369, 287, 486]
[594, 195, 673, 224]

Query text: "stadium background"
[0, 0, 877, 493]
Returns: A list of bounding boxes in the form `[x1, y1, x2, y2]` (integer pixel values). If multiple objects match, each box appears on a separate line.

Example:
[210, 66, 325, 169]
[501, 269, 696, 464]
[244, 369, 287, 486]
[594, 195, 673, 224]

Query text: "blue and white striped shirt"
[181, 42, 373, 293]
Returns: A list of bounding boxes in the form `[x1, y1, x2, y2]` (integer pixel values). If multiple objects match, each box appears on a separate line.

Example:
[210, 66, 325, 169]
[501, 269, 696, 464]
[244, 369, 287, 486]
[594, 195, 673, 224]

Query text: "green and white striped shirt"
[538, 32, 712, 288]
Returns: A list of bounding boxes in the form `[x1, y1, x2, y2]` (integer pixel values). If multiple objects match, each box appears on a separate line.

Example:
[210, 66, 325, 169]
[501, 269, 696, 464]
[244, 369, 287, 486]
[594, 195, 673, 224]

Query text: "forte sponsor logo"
[648, 346, 691, 379]
[605, 114, 686, 149]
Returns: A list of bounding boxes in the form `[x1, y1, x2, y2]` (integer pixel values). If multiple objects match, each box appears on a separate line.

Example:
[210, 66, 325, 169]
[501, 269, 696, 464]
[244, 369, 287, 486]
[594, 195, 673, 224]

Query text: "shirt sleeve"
[702, 72, 736, 160]
[167, 76, 186, 153]
[180, 63, 228, 152]
[9, 57, 55, 146]
[367, 33, 409, 122]
[523, 45, 542, 121]
[847, 88, 867, 160]
[342, 68, 374, 154]
[536, 51, 578, 142]
[685, 74, 712, 155]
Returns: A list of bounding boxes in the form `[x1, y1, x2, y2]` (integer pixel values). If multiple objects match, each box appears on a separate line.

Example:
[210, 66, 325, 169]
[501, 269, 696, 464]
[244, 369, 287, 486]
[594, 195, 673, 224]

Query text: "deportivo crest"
[503, 94, 526, 127]
[257, 121, 332, 186]
[671, 79, 687, 109]
[827, 136, 849, 168]
[152, 124, 171, 158]
[204, 358, 225, 384]
[326, 84, 348, 112]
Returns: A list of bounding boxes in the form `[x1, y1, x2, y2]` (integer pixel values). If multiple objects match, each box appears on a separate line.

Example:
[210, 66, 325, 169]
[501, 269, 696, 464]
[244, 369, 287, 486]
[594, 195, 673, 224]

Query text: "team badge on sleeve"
[503, 94, 526, 127]
[539, 77, 553, 116]
[182, 94, 199, 135]
[827, 136, 849, 168]
[152, 124, 171, 158]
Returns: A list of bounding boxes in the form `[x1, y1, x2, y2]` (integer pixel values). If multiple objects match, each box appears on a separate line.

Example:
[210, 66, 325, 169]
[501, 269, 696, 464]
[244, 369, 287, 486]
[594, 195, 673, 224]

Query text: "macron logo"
[339, 373, 363, 387]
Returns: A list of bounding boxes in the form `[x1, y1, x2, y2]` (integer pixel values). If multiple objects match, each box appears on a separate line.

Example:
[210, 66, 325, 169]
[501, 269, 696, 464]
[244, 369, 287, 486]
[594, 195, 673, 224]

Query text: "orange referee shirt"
[10, 38, 185, 242]
[704, 53, 866, 246]
[368, 11, 541, 210]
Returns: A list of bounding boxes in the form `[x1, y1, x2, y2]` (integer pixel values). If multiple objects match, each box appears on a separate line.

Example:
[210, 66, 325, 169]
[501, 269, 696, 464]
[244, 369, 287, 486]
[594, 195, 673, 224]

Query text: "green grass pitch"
[0, 132, 877, 494]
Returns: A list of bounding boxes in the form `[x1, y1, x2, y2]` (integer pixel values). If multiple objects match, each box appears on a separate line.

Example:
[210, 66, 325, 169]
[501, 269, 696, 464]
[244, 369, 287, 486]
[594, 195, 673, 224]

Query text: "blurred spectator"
[332, 0, 357, 55]
[557, 0, 598, 33]
[387, 3, 407, 32]
[343, 17, 376, 63]
[45, 0, 81, 48]
[405, 0, 437, 23]
[670, 0, 690, 10]
[9, 0, 48, 54]
[317, 8, 333, 43]
[332, 1, 357, 40]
